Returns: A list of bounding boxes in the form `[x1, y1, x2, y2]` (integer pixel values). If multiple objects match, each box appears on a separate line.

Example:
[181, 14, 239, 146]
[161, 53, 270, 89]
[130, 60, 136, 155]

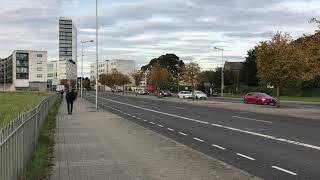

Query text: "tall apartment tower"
[59, 17, 77, 63]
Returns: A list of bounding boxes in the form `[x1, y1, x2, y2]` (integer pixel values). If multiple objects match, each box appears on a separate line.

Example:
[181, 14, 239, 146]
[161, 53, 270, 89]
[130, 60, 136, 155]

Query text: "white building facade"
[0, 50, 48, 91]
[47, 60, 77, 88]
[90, 59, 136, 90]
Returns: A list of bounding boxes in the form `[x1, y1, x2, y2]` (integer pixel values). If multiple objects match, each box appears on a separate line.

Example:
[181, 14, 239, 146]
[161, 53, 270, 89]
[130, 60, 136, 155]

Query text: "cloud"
[0, 0, 319, 76]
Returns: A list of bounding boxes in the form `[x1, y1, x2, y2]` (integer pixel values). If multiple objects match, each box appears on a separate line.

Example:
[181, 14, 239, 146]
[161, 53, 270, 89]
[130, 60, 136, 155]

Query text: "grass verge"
[0, 92, 51, 128]
[24, 96, 62, 180]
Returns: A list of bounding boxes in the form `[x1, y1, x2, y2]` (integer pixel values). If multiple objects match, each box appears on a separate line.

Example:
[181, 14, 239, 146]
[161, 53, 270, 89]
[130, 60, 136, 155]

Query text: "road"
[84, 92, 320, 180]
[208, 97, 320, 109]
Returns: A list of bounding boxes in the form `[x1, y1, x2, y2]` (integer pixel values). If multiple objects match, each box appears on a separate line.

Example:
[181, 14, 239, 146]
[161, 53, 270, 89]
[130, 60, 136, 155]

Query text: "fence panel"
[0, 95, 56, 180]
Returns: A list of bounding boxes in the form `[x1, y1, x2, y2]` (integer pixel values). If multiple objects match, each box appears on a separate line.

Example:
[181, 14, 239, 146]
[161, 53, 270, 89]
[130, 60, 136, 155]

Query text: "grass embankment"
[24, 96, 62, 180]
[0, 92, 51, 128]
[223, 93, 320, 102]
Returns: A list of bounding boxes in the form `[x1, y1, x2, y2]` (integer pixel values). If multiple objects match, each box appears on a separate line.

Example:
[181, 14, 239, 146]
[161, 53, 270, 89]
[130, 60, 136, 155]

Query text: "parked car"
[111, 89, 123, 93]
[194, 91, 207, 99]
[211, 90, 218, 97]
[162, 90, 172, 97]
[178, 91, 192, 99]
[244, 92, 277, 106]
[137, 90, 149, 95]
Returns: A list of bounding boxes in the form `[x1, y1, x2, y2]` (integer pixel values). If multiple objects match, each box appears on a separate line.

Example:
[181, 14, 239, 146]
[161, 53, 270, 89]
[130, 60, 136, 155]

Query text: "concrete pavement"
[50, 98, 257, 180]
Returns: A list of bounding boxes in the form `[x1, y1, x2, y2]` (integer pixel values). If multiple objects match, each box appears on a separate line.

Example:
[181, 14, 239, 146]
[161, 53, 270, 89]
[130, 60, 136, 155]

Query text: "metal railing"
[0, 95, 56, 180]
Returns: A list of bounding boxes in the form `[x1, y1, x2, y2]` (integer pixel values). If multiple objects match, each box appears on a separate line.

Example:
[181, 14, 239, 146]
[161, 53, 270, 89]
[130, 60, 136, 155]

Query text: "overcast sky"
[1, 0, 319, 76]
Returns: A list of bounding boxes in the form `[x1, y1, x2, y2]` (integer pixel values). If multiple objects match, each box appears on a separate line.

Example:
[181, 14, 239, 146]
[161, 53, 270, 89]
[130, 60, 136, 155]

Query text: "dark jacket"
[66, 90, 77, 102]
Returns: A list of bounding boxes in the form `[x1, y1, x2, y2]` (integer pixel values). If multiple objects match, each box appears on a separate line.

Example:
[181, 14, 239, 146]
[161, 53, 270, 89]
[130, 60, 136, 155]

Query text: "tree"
[82, 77, 91, 90]
[256, 32, 302, 107]
[182, 62, 201, 99]
[141, 54, 184, 78]
[116, 73, 131, 94]
[60, 79, 76, 89]
[131, 71, 144, 87]
[99, 74, 115, 89]
[241, 47, 259, 86]
[149, 63, 172, 90]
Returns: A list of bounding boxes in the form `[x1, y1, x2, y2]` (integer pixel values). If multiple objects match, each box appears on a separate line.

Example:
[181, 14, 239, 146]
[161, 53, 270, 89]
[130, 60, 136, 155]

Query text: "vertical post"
[95, 0, 99, 109]
[221, 49, 224, 97]
[177, 61, 180, 93]
[81, 42, 83, 99]
[3, 62, 6, 92]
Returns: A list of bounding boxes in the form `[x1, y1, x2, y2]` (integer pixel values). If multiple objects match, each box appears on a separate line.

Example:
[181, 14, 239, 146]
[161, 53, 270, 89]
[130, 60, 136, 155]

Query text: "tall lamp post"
[80, 40, 94, 99]
[214, 47, 224, 97]
[2, 62, 5, 92]
[175, 62, 180, 93]
[95, 0, 99, 109]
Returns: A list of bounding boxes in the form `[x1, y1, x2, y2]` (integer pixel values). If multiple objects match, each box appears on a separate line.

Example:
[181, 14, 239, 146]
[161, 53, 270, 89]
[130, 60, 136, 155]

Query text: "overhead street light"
[95, 0, 99, 109]
[214, 46, 224, 97]
[80, 40, 94, 99]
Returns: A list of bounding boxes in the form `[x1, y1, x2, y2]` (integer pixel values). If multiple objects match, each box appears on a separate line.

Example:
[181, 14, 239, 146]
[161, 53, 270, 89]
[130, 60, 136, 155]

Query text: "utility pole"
[95, 0, 99, 109]
[80, 40, 94, 99]
[214, 47, 224, 97]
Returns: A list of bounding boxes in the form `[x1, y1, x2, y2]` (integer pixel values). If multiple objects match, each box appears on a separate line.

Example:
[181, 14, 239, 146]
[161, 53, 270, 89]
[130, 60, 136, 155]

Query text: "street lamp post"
[175, 62, 180, 93]
[214, 47, 224, 97]
[80, 40, 94, 99]
[2, 62, 5, 91]
[95, 0, 99, 109]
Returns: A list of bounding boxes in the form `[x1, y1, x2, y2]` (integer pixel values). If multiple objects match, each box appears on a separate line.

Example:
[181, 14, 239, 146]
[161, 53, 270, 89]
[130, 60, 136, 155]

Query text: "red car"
[244, 92, 277, 106]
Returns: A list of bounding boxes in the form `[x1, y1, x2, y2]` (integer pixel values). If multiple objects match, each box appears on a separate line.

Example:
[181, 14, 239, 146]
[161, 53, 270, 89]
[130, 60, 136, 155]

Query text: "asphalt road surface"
[207, 97, 320, 109]
[84, 92, 320, 180]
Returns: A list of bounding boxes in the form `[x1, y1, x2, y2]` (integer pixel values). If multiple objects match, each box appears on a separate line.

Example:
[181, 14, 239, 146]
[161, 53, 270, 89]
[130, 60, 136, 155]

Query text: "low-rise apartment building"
[0, 50, 47, 91]
[47, 59, 77, 89]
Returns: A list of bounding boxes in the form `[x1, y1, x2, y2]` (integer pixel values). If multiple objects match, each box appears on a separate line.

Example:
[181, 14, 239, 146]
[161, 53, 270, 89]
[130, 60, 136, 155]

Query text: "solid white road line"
[193, 137, 204, 142]
[149, 122, 155, 124]
[211, 144, 226, 150]
[232, 115, 273, 124]
[158, 124, 164, 127]
[95, 96, 320, 151]
[178, 132, 188, 136]
[167, 128, 175, 131]
[271, 166, 298, 176]
[236, 153, 255, 161]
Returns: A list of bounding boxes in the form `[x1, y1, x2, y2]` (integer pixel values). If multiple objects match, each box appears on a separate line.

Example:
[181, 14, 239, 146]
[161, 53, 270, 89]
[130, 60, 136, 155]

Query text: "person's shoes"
[68, 112, 71, 115]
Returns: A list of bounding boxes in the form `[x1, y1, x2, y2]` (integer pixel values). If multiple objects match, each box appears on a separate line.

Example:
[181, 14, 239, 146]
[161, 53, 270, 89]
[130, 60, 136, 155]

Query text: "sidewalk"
[50, 99, 258, 180]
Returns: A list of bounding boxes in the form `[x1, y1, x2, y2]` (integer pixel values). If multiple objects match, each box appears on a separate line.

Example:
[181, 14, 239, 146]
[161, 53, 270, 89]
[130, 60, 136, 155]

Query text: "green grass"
[24, 96, 62, 180]
[223, 93, 320, 102]
[0, 92, 51, 128]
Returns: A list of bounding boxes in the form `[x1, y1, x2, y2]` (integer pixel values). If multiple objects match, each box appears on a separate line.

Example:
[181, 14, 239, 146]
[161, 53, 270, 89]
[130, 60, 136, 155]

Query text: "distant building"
[90, 59, 136, 90]
[0, 50, 47, 91]
[224, 61, 243, 71]
[59, 17, 77, 63]
[47, 59, 77, 89]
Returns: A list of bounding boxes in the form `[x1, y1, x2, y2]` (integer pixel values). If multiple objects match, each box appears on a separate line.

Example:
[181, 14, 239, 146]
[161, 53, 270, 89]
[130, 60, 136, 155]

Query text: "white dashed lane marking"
[149, 122, 155, 124]
[271, 166, 298, 176]
[211, 144, 226, 150]
[158, 125, 164, 127]
[167, 128, 175, 131]
[178, 132, 188, 136]
[236, 153, 255, 161]
[95, 96, 320, 151]
[193, 137, 204, 142]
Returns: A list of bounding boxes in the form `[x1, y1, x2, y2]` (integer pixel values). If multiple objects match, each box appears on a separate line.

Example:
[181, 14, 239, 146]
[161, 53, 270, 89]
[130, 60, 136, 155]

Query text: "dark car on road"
[137, 90, 150, 95]
[244, 92, 277, 106]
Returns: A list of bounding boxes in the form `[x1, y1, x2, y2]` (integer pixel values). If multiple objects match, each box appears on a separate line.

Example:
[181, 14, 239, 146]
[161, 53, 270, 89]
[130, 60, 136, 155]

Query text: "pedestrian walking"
[66, 89, 77, 115]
